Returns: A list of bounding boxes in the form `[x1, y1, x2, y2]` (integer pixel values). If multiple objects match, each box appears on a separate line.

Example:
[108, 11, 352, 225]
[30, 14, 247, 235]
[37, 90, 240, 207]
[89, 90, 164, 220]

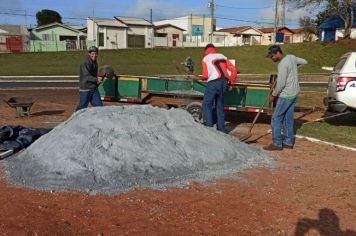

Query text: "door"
[172, 34, 179, 47]
[128, 35, 145, 48]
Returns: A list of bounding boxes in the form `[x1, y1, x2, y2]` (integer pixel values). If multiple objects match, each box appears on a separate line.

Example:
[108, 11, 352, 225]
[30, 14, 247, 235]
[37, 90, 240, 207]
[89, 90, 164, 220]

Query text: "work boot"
[263, 144, 283, 151]
[283, 144, 294, 149]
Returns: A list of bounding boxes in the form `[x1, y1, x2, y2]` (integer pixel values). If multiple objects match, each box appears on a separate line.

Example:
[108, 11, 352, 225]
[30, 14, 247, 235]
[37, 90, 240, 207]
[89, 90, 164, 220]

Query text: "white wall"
[87, 19, 96, 42]
[154, 37, 169, 47]
[128, 26, 154, 48]
[106, 27, 126, 49]
[336, 28, 356, 40]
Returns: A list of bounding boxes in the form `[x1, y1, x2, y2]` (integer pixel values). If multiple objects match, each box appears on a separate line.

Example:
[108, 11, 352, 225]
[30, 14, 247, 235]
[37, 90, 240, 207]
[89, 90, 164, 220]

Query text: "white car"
[324, 52, 356, 112]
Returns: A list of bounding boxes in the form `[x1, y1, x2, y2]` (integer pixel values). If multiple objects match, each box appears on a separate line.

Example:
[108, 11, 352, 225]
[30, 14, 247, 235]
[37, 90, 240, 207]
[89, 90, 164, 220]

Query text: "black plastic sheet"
[0, 126, 51, 152]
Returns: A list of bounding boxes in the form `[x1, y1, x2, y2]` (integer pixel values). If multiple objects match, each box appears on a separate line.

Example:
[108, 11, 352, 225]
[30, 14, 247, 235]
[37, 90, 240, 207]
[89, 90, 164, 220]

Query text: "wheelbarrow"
[4, 97, 36, 117]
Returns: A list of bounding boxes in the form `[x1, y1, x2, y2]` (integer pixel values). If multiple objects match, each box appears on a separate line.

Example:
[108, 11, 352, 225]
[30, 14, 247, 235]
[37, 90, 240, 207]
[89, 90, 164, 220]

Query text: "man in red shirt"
[201, 44, 237, 132]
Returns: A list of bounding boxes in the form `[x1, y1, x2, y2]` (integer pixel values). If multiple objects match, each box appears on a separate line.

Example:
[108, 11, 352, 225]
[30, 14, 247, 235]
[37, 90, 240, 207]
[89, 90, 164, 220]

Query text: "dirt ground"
[0, 89, 355, 236]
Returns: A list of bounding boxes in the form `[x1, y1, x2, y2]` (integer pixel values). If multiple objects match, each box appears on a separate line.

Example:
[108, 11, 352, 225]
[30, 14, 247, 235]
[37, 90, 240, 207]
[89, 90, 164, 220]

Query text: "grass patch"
[1, 42, 356, 76]
[297, 112, 356, 148]
[297, 89, 326, 109]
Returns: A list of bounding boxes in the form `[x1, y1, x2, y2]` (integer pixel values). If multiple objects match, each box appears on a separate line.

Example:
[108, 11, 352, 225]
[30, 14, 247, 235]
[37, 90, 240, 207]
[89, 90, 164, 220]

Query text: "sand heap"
[4, 105, 269, 194]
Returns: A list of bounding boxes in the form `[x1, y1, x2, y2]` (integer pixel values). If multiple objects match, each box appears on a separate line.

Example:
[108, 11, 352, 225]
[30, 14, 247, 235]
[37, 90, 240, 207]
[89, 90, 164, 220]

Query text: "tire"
[185, 102, 203, 122]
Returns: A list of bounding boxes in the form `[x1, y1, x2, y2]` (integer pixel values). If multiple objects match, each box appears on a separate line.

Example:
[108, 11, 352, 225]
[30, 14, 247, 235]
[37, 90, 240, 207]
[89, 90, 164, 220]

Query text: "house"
[0, 24, 29, 52]
[217, 26, 263, 46]
[87, 16, 154, 49]
[319, 4, 356, 42]
[114, 16, 154, 48]
[0, 28, 9, 52]
[259, 27, 295, 45]
[87, 17, 128, 49]
[29, 22, 87, 52]
[319, 14, 356, 42]
[154, 15, 215, 46]
[154, 24, 185, 47]
[291, 28, 317, 43]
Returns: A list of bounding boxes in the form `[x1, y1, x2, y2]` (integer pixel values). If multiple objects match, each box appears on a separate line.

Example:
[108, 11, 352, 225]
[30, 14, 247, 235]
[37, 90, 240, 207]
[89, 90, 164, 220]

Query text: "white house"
[114, 16, 154, 48]
[217, 26, 263, 46]
[87, 17, 128, 49]
[154, 15, 215, 46]
[154, 24, 185, 47]
[87, 16, 154, 49]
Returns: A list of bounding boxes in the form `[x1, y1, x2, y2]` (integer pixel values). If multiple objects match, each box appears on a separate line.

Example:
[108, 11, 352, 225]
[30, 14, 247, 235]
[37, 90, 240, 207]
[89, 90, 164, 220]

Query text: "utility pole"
[281, 0, 286, 27]
[274, 0, 278, 44]
[208, 0, 214, 43]
[150, 8, 153, 48]
[150, 8, 153, 23]
[25, 9, 27, 27]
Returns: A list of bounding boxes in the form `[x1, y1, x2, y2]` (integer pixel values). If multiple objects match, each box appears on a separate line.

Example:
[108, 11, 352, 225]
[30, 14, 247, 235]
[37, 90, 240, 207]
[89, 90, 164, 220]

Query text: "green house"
[29, 22, 87, 52]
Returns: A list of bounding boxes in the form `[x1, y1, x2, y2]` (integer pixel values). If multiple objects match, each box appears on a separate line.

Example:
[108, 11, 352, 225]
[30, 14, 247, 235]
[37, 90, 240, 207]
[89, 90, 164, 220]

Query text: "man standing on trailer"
[201, 43, 237, 132]
[264, 45, 308, 151]
[76, 46, 104, 111]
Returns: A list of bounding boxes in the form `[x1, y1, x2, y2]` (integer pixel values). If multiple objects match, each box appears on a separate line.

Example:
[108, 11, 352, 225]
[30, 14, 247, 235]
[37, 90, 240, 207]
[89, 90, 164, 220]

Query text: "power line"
[215, 4, 273, 10]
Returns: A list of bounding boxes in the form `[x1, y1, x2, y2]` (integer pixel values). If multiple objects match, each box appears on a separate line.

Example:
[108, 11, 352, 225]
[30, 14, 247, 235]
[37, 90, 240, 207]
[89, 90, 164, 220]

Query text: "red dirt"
[0, 89, 355, 235]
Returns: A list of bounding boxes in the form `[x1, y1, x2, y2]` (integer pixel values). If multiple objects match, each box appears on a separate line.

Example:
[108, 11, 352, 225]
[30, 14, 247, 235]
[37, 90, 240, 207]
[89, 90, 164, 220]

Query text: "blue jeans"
[271, 97, 297, 147]
[203, 79, 228, 132]
[76, 88, 103, 111]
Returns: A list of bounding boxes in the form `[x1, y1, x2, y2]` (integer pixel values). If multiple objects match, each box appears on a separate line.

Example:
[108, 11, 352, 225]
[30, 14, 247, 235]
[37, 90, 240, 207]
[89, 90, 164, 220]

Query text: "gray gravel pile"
[4, 105, 269, 194]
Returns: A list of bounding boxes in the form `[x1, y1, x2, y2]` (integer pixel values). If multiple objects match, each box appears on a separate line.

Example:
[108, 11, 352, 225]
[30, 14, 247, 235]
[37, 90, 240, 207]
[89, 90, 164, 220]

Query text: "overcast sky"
[0, 0, 310, 28]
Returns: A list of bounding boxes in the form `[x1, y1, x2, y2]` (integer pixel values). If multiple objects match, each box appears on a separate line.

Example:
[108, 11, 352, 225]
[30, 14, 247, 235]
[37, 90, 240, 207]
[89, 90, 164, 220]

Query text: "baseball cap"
[88, 46, 98, 53]
[266, 45, 282, 58]
[204, 43, 215, 51]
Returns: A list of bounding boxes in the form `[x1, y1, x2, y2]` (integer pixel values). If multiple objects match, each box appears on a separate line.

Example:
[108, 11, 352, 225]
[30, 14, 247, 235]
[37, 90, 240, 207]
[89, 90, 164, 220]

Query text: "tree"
[36, 9, 62, 26]
[299, 16, 317, 41]
[292, 0, 355, 39]
[314, 4, 335, 26]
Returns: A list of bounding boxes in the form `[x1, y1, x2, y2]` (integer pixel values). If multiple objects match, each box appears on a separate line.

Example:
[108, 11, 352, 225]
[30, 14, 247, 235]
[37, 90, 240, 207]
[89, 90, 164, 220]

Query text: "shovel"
[237, 80, 277, 142]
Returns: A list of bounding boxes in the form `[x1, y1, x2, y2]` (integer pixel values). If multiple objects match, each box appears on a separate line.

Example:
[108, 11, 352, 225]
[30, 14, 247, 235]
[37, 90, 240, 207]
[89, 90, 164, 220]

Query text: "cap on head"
[266, 45, 282, 58]
[88, 46, 98, 53]
[204, 43, 215, 51]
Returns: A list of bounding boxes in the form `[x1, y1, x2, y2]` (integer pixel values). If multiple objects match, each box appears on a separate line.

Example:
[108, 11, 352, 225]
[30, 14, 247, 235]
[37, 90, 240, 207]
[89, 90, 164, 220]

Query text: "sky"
[0, 0, 311, 29]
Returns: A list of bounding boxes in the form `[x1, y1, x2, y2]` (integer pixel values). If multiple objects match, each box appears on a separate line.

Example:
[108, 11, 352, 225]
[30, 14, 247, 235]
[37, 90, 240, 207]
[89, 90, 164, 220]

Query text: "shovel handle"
[247, 80, 277, 133]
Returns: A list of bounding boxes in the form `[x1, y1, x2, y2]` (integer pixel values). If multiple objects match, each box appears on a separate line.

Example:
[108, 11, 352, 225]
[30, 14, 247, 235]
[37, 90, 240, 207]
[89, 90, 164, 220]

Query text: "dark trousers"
[202, 79, 228, 132]
[76, 88, 103, 111]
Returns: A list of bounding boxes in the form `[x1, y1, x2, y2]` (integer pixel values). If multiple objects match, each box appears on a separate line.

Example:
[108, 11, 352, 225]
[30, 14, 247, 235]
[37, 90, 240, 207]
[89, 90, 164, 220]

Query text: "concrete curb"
[296, 135, 356, 152]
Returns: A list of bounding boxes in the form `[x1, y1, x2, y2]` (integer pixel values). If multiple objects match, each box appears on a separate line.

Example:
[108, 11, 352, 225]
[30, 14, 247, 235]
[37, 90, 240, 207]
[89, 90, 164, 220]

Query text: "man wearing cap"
[76, 46, 104, 111]
[201, 43, 237, 132]
[264, 45, 308, 151]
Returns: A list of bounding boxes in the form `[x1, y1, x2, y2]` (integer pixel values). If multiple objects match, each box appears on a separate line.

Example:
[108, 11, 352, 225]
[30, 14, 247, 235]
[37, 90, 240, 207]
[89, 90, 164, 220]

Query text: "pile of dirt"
[4, 105, 269, 194]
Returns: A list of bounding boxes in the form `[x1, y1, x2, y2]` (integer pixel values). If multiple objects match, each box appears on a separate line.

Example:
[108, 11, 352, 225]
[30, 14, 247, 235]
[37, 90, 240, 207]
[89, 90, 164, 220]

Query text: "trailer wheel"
[186, 102, 203, 122]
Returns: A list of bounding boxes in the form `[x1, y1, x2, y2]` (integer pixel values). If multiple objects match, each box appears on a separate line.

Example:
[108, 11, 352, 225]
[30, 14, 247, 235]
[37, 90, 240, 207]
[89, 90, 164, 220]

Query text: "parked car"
[323, 52, 356, 112]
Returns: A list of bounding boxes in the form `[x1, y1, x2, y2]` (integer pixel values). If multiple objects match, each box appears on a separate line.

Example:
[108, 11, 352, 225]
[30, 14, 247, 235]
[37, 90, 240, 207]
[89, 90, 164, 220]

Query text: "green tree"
[292, 0, 354, 39]
[299, 16, 317, 41]
[36, 9, 63, 26]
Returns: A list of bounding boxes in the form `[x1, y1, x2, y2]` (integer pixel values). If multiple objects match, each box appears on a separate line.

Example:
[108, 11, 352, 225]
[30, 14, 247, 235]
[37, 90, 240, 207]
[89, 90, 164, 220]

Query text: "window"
[98, 33, 104, 47]
[42, 34, 51, 41]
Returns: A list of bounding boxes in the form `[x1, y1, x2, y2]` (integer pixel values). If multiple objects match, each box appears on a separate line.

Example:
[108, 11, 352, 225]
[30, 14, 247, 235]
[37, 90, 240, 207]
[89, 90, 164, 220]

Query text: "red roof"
[217, 26, 262, 35]
[259, 27, 295, 34]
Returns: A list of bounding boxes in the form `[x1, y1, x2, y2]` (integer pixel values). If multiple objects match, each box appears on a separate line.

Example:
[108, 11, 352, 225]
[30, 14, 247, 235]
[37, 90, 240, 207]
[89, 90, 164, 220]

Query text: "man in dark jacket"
[76, 46, 104, 111]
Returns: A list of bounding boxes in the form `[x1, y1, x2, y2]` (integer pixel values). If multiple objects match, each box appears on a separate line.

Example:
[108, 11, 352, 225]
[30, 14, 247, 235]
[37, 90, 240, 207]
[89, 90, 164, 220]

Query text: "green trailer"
[98, 75, 275, 120]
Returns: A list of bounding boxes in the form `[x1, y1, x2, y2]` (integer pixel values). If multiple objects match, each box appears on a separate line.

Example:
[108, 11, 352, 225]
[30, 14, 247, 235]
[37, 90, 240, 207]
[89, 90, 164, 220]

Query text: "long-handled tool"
[238, 80, 277, 142]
